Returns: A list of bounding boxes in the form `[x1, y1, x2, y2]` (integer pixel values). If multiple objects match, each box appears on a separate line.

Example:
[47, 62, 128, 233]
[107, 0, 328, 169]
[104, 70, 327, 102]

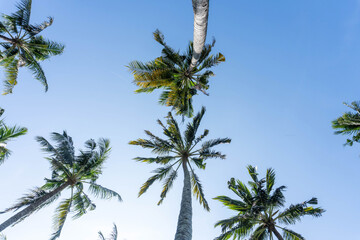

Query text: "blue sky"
[0, 0, 360, 239]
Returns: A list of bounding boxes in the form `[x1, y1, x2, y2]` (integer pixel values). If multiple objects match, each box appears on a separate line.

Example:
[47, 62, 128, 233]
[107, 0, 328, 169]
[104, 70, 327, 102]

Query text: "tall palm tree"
[0, 131, 122, 240]
[0, 108, 27, 165]
[214, 166, 325, 240]
[0, 0, 64, 94]
[332, 101, 360, 146]
[98, 224, 118, 240]
[189, 0, 210, 72]
[129, 107, 231, 240]
[128, 30, 224, 118]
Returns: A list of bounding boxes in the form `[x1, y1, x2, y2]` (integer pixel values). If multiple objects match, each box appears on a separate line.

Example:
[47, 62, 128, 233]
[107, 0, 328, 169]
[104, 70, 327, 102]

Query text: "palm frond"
[190, 170, 209, 211]
[276, 198, 324, 225]
[277, 226, 305, 240]
[158, 168, 178, 205]
[50, 197, 72, 240]
[1, 57, 19, 95]
[138, 164, 176, 197]
[133, 156, 175, 165]
[88, 182, 122, 202]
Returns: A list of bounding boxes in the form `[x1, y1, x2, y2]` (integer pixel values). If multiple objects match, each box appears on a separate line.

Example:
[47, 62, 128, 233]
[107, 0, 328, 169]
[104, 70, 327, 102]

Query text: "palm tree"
[189, 0, 210, 72]
[0, 131, 122, 239]
[98, 224, 118, 240]
[214, 166, 325, 240]
[128, 30, 224, 118]
[332, 101, 360, 146]
[129, 106, 231, 240]
[0, 108, 27, 165]
[0, 0, 64, 94]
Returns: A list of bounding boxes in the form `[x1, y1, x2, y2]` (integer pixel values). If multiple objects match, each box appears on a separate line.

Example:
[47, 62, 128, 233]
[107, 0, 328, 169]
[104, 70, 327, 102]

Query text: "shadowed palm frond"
[88, 182, 122, 202]
[278, 226, 305, 240]
[0, 0, 64, 94]
[50, 197, 72, 240]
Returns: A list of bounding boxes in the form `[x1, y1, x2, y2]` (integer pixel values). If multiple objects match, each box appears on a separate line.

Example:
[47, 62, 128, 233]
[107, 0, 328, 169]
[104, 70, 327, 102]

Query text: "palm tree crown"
[214, 166, 325, 240]
[0, 108, 27, 165]
[0, 131, 122, 239]
[0, 0, 64, 94]
[130, 107, 230, 240]
[332, 101, 360, 146]
[129, 106, 230, 209]
[128, 30, 225, 118]
[98, 224, 118, 240]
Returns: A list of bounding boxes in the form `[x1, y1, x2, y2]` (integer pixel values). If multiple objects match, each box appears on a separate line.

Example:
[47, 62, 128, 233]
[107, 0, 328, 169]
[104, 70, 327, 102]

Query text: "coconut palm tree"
[128, 30, 224, 118]
[332, 101, 360, 146]
[0, 131, 122, 240]
[129, 106, 230, 240]
[189, 0, 210, 72]
[98, 224, 118, 240]
[214, 166, 325, 240]
[0, 108, 27, 165]
[0, 0, 64, 94]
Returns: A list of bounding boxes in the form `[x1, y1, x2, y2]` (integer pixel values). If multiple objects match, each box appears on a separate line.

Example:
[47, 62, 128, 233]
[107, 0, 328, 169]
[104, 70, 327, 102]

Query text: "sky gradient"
[1, 0, 360, 239]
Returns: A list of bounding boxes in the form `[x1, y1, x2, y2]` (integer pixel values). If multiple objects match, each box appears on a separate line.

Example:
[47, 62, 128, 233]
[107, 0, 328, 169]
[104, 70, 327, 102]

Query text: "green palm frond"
[200, 138, 231, 151]
[214, 220, 255, 240]
[190, 170, 209, 211]
[249, 225, 269, 240]
[266, 168, 275, 194]
[158, 168, 178, 205]
[71, 191, 96, 219]
[1, 57, 19, 95]
[50, 197, 72, 240]
[0, 0, 64, 94]
[184, 106, 206, 147]
[0, 187, 59, 214]
[98, 224, 118, 240]
[213, 195, 249, 212]
[133, 156, 175, 165]
[88, 182, 122, 202]
[332, 101, 360, 146]
[276, 198, 324, 225]
[0, 123, 27, 164]
[138, 165, 175, 197]
[277, 226, 305, 240]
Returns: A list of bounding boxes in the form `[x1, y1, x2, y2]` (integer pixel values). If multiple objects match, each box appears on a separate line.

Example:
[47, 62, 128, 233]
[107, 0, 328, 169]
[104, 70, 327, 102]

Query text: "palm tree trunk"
[0, 182, 70, 232]
[189, 0, 209, 72]
[174, 161, 192, 240]
[272, 228, 284, 240]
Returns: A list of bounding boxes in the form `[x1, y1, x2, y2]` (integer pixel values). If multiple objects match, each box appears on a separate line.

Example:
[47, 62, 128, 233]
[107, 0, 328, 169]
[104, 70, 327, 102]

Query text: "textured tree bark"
[174, 161, 192, 240]
[189, 0, 209, 72]
[272, 227, 284, 240]
[0, 182, 70, 232]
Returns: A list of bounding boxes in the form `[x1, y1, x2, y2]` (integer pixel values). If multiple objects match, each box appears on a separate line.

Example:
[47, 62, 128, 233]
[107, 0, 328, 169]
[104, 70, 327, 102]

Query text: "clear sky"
[0, 0, 359, 239]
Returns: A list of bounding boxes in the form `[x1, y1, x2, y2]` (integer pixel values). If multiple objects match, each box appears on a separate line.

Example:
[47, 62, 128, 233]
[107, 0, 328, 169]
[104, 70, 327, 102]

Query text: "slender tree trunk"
[0, 182, 70, 232]
[189, 0, 209, 72]
[272, 227, 284, 240]
[174, 161, 192, 240]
